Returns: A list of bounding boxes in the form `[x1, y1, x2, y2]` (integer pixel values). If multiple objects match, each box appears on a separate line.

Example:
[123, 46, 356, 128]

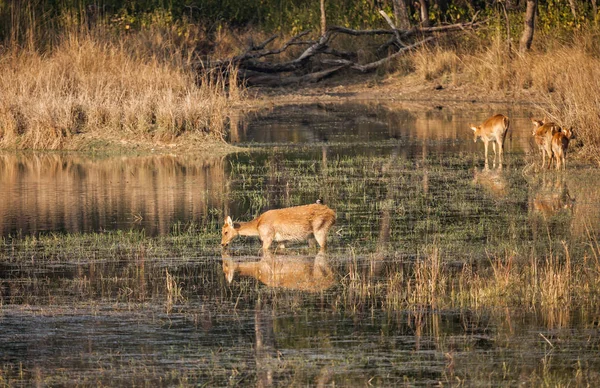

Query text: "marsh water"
[2, 102, 600, 386]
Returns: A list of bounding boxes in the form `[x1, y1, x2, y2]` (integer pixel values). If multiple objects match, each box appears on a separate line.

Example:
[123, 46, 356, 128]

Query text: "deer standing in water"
[470, 114, 510, 167]
[531, 118, 562, 169]
[221, 203, 336, 253]
[551, 127, 575, 170]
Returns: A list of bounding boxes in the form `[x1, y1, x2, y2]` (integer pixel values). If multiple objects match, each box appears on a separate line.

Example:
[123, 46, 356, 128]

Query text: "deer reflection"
[472, 163, 507, 199]
[222, 251, 335, 292]
[530, 175, 575, 219]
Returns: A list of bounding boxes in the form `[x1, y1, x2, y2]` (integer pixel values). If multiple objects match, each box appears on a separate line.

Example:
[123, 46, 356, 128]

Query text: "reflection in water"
[473, 164, 508, 199]
[0, 153, 226, 236]
[530, 175, 575, 219]
[222, 251, 335, 292]
[231, 102, 535, 158]
[3, 103, 600, 385]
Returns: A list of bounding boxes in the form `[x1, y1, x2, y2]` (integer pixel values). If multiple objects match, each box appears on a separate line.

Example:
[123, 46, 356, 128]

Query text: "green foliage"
[0, 0, 597, 49]
[538, 0, 588, 35]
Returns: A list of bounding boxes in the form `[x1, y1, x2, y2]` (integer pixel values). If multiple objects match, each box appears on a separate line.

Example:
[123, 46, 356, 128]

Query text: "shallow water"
[2, 102, 600, 386]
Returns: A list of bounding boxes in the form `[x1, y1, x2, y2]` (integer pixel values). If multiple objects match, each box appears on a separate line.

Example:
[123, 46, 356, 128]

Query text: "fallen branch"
[240, 66, 346, 87]
[321, 36, 435, 73]
[202, 15, 482, 85]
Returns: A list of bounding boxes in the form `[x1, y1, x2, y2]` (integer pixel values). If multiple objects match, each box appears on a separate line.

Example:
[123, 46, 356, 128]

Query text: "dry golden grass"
[412, 46, 461, 83]
[378, 243, 600, 329]
[0, 28, 243, 150]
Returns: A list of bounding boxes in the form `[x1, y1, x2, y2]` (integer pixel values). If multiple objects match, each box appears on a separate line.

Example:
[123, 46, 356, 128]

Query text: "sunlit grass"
[0, 29, 243, 151]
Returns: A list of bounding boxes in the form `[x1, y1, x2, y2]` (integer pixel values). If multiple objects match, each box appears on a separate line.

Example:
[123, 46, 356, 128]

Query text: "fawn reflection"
[222, 251, 335, 292]
[530, 174, 575, 219]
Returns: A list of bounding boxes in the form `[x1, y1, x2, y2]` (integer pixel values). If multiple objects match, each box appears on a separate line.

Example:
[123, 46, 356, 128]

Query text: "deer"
[531, 118, 562, 169]
[551, 127, 575, 170]
[470, 114, 510, 167]
[221, 202, 336, 253]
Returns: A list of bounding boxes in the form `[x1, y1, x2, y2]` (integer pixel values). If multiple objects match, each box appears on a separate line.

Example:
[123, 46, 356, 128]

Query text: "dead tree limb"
[322, 36, 435, 73]
[378, 9, 408, 47]
[241, 66, 346, 87]
[210, 30, 313, 68]
[203, 16, 482, 86]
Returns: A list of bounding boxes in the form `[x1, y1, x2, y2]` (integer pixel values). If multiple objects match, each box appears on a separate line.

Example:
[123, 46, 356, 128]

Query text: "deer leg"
[314, 230, 328, 253]
[483, 140, 490, 166]
[498, 140, 504, 162]
[541, 149, 545, 168]
[261, 236, 273, 253]
[546, 149, 553, 169]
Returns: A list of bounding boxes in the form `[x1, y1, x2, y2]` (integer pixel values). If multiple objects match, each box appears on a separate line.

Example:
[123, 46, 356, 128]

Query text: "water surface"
[1, 102, 600, 386]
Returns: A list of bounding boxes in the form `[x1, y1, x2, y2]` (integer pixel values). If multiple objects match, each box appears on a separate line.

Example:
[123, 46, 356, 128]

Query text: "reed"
[0, 27, 243, 150]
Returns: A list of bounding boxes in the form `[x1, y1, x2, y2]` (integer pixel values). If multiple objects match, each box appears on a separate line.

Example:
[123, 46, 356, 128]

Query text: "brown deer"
[470, 114, 510, 166]
[221, 203, 336, 253]
[531, 118, 561, 169]
[551, 127, 575, 170]
[222, 251, 335, 292]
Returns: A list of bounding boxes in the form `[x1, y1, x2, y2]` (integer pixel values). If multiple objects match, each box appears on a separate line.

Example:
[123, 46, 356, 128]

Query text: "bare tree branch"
[322, 37, 435, 73]
[201, 17, 482, 86]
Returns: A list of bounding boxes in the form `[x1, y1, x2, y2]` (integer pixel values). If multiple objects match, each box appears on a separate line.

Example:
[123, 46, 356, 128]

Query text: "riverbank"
[1, 26, 598, 164]
[249, 72, 542, 117]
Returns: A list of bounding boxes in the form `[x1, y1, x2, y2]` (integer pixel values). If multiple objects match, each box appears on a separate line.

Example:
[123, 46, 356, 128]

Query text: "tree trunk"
[593, 0, 598, 24]
[392, 0, 411, 30]
[320, 0, 326, 36]
[519, 0, 537, 52]
[419, 0, 430, 27]
[567, 0, 577, 19]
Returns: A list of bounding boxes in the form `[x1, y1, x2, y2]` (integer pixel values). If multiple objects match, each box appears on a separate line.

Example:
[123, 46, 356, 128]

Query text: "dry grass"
[408, 246, 446, 307]
[0, 28, 243, 150]
[412, 46, 461, 83]
[379, 240, 600, 329]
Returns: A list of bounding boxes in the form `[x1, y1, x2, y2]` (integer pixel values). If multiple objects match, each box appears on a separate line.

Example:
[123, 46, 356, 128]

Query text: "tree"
[320, 0, 326, 35]
[520, 0, 537, 52]
[392, 0, 411, 30]
[418, 0, 430, 27]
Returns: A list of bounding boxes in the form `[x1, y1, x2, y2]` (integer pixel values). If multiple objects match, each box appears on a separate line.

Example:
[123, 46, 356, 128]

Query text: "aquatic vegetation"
[2, 105, 600, 386]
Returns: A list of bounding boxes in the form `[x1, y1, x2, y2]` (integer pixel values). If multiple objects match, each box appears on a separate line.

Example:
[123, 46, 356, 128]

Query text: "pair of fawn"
[221, 202, 336, 254]
[531, 118, 575, 170]
[470, 114, 575, 170]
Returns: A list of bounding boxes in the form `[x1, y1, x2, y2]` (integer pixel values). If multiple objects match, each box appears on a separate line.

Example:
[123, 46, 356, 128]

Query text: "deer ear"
[470, 125, 476, 132]
[225, 216, 233, 226]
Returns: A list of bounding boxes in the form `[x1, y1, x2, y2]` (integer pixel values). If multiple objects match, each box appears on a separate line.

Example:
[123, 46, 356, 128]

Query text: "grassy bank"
[1, 9, 599, 161]
[0, 26, 243, 152]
